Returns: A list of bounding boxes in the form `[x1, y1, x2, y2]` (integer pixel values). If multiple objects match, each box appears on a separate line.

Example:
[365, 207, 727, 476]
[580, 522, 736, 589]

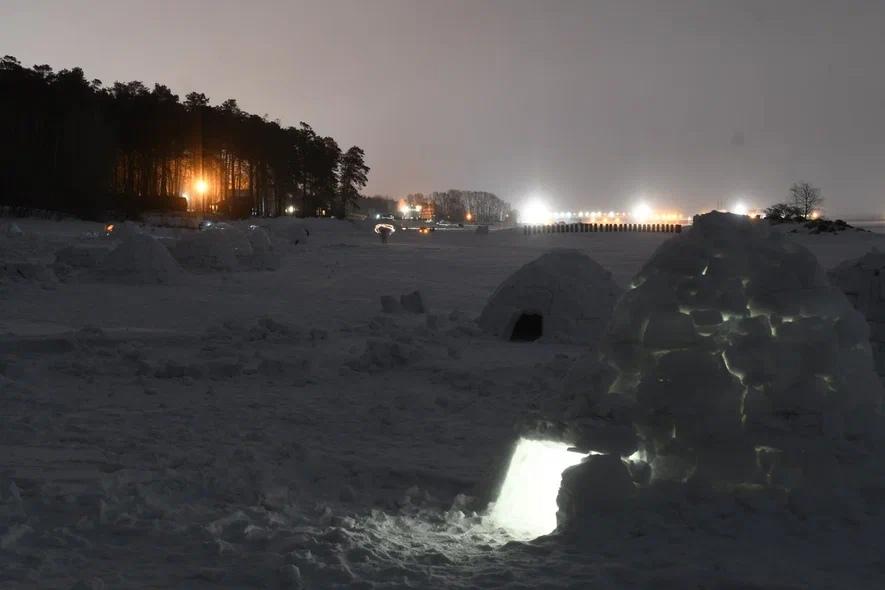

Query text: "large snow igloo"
[478, 249, 622, 344]
[829, 248, 885, 380]
[558, 212, 884, 525]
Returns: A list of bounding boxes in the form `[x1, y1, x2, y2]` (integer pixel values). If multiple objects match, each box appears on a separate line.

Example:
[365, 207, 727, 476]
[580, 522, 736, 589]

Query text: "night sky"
[4, 0, 884, 216]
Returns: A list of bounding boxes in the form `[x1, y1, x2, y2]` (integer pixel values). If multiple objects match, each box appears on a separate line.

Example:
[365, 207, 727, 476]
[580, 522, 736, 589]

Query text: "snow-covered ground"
[2, 217, 884, 589]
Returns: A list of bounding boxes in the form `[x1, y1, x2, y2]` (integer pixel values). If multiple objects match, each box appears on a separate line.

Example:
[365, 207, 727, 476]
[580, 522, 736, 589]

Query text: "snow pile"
[559, 212, 884, 528]
[170, 224, 252, 271]
[478, 249, 621, 344]
[829, 248, 885, 379]
[94, 233, 184, 284]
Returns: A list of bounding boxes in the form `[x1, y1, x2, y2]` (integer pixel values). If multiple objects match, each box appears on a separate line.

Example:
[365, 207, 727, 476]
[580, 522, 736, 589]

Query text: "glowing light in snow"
[285, 205, 296, 215]
[489, 438, 589, 539]
[519, 198, 552, 225]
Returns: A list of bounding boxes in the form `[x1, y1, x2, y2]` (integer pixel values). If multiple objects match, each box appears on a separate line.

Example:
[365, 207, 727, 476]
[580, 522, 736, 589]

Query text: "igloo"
[95, 233, 184, 284]
[171, 224, 252, 271]
[478, 249, 621, 344]
[829, 248, 885, 380]
[556, 212, 884, 526]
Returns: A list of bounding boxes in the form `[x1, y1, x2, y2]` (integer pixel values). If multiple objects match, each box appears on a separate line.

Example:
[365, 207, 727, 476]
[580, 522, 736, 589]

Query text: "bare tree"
[789, 182, 823, 220]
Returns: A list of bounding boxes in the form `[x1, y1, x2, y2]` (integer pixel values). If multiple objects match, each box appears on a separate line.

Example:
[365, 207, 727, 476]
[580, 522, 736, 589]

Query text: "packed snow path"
[2, 218, 884, 589]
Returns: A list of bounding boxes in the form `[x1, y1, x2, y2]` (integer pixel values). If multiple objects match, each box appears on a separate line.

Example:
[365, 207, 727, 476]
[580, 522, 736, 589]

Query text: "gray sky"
[4, 0, 885, 216]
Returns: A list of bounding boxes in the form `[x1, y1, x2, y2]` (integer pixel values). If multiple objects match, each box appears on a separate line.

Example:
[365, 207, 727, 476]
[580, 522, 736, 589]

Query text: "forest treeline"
[402, 190, 512, 223]
[0, 56, 368, 218]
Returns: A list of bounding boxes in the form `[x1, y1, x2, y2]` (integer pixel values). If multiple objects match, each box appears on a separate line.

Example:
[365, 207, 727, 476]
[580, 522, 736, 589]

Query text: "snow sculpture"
[478, 249, 622, 344]
[829, 248, 885, 379]
[559, 212, 883, 526]
[95, 233, 184, 284]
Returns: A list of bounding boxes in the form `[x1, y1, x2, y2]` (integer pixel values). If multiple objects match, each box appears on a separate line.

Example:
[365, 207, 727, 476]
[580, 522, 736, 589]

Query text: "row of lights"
[519, 194, 763, 225]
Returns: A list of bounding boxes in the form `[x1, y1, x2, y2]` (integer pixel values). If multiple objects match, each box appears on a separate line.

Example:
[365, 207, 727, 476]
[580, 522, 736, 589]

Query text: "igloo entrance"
[510, 313, 543, 341]
[488, 438, 589, 539]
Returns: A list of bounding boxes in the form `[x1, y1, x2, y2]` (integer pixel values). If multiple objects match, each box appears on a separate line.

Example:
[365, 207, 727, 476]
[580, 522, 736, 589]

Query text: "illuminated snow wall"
[569, 212, 883, 495]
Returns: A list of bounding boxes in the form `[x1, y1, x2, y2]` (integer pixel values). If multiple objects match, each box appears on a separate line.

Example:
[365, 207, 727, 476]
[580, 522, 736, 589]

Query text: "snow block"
[380, 295, 401, 313]
[556, 455, 635, 526]
[400, 290, 427, 314]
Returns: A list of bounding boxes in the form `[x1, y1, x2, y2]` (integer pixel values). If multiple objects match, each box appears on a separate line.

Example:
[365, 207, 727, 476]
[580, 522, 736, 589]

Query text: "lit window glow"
[488, 438, 590, 539]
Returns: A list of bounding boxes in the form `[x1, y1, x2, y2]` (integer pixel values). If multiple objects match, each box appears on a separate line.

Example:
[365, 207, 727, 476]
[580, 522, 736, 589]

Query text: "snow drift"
[829, 248, 885, 379]
[559, 212, 884, 528]
[478, 249, 621, 344]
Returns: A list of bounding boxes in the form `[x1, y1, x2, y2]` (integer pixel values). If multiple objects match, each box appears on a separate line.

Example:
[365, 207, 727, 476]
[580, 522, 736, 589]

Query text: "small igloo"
[95, 233, 184, 284]
[829, 248, 885, 379]
[557, 212, 884, 526]
[171, 224, 252, 272]
[478, 249, 622, 344]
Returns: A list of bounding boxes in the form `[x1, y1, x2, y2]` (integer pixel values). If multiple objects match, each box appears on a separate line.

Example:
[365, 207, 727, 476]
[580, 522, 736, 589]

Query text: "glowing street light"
[195, 178, 209, 195]
[731, 201, 749, 216]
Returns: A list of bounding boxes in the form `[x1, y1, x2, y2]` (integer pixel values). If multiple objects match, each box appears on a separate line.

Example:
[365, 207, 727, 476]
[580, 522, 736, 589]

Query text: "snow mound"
[829, 248, 885, 379]
[560, 212, 884, 526]
[478, 249, 621, 344]
[171, 224, 253, 271]
[95, 233, 184, 284]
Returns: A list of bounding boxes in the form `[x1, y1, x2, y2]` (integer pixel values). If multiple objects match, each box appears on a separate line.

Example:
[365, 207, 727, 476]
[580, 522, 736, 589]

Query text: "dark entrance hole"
[510, 313, 543, 342]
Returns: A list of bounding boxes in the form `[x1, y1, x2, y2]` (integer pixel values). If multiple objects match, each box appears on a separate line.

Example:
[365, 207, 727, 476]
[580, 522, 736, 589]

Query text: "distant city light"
[519, 197, 552, 225]
[732, 201, 749, 216]
[631, 202, 653, 223]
